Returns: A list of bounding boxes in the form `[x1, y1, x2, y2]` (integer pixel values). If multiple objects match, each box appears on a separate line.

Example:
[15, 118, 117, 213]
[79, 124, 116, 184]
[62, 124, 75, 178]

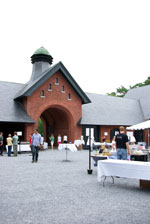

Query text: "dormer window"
[61, 85, 65, 93]
[68, 93, 71, 100]
[48, 83, 52, 91]
[55, 78, 59, 85]
[41, 90, 45, 98]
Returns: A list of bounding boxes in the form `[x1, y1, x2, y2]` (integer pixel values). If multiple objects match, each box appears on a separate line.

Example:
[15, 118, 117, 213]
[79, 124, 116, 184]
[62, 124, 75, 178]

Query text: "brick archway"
[40, 105, 74, 145]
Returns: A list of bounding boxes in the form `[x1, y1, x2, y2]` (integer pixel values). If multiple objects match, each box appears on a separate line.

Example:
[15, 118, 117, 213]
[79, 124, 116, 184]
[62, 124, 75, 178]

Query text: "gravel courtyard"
[0, 149, 150, 224]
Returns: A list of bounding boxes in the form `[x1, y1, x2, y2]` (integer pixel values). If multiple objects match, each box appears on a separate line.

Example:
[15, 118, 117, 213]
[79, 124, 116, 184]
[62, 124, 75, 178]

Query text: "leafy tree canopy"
[107, 76, 150, 97]
[38, 118, 44, 136]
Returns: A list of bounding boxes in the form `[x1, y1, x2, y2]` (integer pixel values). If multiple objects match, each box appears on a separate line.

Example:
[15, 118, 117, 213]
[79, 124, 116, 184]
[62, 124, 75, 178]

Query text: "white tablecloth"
[74, 140, 85, 147]
[6, 144, 31, 152]
[58, 144, 77, 152]
[43, 142, 48, 149]
[97, 159, 150, 182]
[94, 142, 112, 146]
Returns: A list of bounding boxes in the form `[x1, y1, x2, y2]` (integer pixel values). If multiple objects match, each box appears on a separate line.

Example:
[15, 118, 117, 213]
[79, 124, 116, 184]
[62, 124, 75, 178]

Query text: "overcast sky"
[0, 0, 150, 95]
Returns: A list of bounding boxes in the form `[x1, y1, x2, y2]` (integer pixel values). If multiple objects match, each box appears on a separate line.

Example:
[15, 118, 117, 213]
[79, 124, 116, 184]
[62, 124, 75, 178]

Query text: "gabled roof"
[0, 81, 35, 123]
[81, 93, 144, 126]
[125, 85, 150, 120]
[14, 62, 91, 104]
[124, 85, 150, 100]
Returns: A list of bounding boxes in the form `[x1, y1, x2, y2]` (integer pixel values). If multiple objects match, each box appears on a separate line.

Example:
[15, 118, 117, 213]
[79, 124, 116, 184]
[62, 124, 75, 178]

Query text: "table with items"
[91, 150, 117, 166]
[97, 159, 150, 187]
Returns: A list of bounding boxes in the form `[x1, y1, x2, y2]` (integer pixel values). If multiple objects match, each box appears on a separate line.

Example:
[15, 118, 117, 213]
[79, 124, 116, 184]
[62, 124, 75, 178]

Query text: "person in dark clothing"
[114, 126, 130, 160]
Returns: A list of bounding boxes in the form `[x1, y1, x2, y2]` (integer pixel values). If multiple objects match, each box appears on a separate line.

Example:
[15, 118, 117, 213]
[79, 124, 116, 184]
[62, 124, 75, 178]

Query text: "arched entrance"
[39, 105, 74, 145]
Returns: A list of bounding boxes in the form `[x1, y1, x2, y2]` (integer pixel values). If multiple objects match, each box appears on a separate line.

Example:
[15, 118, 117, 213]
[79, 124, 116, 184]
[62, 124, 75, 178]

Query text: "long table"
[97, 160, 150, 184]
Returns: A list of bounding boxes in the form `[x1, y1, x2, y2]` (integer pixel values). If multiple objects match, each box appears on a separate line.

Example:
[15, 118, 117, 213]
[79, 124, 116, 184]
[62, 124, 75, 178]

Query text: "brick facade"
[99, 125, 120, 142]
[24, 71, 82, 144]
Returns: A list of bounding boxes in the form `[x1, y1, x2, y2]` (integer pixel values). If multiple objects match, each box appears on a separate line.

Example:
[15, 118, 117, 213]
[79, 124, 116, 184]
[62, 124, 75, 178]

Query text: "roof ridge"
[0, 80, 25, 85]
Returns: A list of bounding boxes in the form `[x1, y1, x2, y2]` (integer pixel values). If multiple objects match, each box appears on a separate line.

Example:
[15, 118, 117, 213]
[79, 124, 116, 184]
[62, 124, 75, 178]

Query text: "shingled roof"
[125, 85, 150, 120]
[124, 85, 150, 100]
[1, 65, 149, 125]
[0, 81, 35, 123]
[80, 93, 144, 126]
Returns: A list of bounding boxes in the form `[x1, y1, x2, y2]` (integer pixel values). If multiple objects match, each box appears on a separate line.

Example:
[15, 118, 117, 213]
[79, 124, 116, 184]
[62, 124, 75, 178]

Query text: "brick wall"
[24, 71, 82, 143]
[100, 125, 121, 142]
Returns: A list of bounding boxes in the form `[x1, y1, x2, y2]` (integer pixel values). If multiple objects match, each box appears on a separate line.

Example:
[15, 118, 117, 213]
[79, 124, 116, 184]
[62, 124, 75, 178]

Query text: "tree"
[107, 76, 150, 97]
[38, 118, 44, 136]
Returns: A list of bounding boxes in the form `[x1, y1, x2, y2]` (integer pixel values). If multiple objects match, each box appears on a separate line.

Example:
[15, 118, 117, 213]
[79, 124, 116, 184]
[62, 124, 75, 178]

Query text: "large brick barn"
[0, 47, 149, 147]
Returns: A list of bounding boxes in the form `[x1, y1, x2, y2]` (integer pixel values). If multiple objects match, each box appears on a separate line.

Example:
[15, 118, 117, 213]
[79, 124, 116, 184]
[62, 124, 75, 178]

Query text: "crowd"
[0, 130, 69, 163]
[30, 130, 68, 163]
[0, 131, 19, 157]
[0, 126, 134, 162]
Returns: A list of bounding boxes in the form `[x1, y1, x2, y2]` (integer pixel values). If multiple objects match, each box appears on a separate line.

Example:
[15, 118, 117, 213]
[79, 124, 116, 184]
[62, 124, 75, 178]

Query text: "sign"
[17, 131, 22, 136]
[86, 128, 89, 136]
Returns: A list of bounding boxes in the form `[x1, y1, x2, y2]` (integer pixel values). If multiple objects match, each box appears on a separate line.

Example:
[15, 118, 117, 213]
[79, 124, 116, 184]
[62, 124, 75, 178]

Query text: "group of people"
[0, 128, 69, 163]
[0, 132, 19, 157]
[30, 131, 68, 163]
[49, 134, 68, 150]
[1, 126, 131, 162]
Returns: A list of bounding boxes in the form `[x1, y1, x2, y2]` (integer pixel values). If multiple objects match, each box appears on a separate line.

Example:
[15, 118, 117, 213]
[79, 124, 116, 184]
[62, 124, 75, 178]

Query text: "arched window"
[68, 93, 71, 100]
[55, 77, 59, 85]
[61, 85, 65, 93]
[41, 90, 45, 97]
[48, 83, 52, 91]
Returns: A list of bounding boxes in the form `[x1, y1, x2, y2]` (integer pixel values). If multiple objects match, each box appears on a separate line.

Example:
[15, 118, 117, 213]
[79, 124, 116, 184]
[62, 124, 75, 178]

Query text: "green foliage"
[107, 92, 117, 96]
[38, 118, 44, 136]
[107, 76, 150, 97]
[116, 86, 128, 97]
[144, 76, 150, 85]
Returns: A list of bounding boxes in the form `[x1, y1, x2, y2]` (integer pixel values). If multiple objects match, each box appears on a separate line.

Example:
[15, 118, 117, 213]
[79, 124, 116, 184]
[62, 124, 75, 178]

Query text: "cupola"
[30, 47, 53, 82]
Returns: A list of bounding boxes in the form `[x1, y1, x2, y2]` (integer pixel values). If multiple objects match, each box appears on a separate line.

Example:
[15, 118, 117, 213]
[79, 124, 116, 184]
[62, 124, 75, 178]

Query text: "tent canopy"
[127, 120, 150, 130]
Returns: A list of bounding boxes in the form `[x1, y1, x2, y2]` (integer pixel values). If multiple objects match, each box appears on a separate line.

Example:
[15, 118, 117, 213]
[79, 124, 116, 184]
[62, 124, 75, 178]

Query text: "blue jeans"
[8, 145, 12, 156]
[32, 146, 39, 162]
[117, 148, 127, 160]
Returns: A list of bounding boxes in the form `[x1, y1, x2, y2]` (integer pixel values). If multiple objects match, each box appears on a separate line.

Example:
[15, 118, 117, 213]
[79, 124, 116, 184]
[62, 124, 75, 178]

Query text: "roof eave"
[14, 62, 91, 104]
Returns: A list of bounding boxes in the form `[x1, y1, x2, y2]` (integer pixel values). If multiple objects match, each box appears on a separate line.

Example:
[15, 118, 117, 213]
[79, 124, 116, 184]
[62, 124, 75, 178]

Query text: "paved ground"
[0, 149, 150, 224]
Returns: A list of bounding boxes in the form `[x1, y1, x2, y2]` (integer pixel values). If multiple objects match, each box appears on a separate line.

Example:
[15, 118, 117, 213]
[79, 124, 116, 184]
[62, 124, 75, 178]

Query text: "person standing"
[49, 134, 55, 150]
[114, 126, 130, 160]
[29, 134, 33, 150]
[57, 134, 61, 146]
[32, 129, 41, 163]
[7, 134, 13, 157]
[0, 132, 4, 156]
[13, 132, 19, 156]
[40, 135, 44, 150]
[63, 134, 67, 143]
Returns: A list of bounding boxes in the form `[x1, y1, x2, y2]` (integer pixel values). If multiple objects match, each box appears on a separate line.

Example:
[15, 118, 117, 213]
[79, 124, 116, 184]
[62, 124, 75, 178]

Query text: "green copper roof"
[33, 47, 50, 56]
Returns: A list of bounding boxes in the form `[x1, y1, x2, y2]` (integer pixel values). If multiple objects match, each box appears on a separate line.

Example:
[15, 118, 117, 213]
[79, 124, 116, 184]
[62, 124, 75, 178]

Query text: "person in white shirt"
[63, 134, 67, 143]
[57, 134, 61, 146]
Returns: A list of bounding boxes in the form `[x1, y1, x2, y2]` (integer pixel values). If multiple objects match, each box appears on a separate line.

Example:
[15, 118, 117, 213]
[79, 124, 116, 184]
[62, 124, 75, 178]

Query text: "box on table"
[130, 154, 149, 162]
[140, 180, 150, 190]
